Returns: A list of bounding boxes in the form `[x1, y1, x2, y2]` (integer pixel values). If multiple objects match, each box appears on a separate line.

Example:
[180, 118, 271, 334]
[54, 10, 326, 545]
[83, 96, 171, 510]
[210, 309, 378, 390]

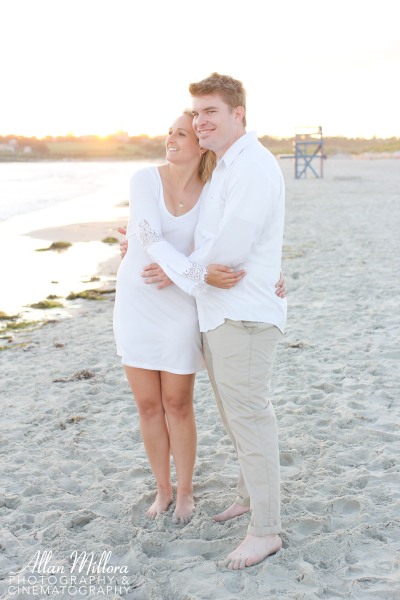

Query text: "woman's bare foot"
[212, 502, 250, 523]
[172, 493, 195, 524]
[146, 490, 173, 520]
[218, 534, 282, 570]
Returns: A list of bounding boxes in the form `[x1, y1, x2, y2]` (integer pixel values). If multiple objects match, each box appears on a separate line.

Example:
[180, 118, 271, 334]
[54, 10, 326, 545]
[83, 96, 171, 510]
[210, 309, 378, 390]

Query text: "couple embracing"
[113, 72, 287, 570]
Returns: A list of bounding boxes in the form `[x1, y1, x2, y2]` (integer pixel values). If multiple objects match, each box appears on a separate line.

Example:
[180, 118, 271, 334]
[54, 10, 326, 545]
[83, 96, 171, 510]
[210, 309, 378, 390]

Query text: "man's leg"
[203, 319, 282, 568]
[203, 333, 250, 517]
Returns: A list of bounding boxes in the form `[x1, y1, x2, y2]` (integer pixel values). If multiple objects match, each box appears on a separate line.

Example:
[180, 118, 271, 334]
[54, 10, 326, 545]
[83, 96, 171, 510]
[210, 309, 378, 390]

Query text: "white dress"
[113, 167, 208, 374]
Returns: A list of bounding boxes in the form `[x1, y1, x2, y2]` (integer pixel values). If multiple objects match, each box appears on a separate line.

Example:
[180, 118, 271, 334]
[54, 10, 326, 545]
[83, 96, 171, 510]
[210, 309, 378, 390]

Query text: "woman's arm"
[129, 170, 208, 293]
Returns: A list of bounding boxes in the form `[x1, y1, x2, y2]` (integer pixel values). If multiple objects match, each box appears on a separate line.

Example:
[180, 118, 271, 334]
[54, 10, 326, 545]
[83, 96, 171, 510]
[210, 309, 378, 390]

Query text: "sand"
[1, 158, 399, 599]
[26, 220, 125, 244]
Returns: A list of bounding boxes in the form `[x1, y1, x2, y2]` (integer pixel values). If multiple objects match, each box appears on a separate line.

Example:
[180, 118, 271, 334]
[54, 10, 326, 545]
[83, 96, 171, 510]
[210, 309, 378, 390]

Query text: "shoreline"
[26, 217, 127, 284]
[0, 159, 154, 318]
[1, 152, 400, 165]
[0, 220, 125, 343]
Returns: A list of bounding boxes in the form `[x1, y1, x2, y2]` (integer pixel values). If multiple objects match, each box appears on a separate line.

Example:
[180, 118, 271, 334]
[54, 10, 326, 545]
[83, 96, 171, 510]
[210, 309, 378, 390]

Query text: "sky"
[1, 0, 399, 139]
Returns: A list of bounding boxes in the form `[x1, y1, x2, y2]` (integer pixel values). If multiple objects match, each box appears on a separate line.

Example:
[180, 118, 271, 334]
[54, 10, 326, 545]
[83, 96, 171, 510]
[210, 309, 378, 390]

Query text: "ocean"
[0, 160, 154, 316]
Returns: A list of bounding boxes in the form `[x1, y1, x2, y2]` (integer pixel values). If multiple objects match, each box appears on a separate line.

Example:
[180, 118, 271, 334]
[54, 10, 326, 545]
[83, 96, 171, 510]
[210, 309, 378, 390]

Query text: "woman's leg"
[124, 366, 173, 518]
[160, 371, 196, 523]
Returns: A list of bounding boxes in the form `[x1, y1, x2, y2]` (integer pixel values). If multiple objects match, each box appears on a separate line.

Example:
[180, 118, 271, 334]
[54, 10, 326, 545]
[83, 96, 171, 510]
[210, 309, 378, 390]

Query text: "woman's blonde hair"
[183, 109, 216, 183]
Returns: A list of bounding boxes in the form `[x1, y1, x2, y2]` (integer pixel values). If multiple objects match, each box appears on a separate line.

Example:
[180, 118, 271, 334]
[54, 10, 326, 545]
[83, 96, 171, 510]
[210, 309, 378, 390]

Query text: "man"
[142, 73, 287, 570]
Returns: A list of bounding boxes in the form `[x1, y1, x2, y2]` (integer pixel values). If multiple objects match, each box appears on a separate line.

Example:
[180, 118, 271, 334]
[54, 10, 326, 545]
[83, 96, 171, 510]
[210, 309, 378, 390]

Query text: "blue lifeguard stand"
[294, 126, 324, 179]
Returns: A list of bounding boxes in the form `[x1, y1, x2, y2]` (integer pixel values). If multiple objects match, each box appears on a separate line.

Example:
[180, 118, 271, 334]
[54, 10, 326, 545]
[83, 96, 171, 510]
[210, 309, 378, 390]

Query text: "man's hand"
[206, 265, 286, 295]
[206, 264, 246, 289]
[118, 226, 128, 259]
[142, 263, 173, 289]
[275, 271, 286, 298]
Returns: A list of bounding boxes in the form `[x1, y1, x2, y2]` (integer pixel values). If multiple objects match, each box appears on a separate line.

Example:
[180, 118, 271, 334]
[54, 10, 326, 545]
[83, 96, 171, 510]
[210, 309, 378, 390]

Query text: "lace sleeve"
[182, 262, 207, 284]
[130, 169, 206, 295]
[137, 220, 207, 289]
[138, 219, 162, 249]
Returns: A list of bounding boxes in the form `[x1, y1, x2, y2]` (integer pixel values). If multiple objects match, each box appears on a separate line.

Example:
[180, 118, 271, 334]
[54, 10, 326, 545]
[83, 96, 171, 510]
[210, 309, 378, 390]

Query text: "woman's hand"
[206, 264, 246, 289]
[275, 271, 286, 298]
[117, 226, 128, 258]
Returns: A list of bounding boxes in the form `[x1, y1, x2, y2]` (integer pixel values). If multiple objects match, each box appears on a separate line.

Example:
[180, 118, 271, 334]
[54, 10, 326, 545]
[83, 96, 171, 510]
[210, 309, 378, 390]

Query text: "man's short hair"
[189, 72, 246, 127]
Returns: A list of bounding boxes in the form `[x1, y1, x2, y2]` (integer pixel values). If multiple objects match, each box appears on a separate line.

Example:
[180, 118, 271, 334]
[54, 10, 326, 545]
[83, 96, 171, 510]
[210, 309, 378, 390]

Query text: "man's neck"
[216, 128, 246, 159]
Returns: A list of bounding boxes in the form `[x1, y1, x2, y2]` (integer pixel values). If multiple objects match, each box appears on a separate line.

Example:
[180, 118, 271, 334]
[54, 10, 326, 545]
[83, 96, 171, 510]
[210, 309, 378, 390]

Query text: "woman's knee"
[135, 396, 164, 420]
[162, 392, 193, 417]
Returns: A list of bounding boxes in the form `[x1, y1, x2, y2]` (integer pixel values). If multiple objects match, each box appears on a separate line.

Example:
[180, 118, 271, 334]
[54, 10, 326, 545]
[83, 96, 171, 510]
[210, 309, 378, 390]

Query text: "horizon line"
[1, 132, 400, 142]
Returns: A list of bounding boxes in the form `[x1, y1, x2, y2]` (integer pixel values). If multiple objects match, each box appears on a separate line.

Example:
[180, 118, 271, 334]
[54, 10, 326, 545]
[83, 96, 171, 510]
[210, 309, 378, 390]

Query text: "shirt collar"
[219, 131, 258, 167]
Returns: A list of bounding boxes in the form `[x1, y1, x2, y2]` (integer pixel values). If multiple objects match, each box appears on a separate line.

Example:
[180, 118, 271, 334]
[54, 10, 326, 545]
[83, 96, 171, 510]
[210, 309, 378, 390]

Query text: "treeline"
[0, 133, 399, 161]
[0, 134, 166, 160]
[0, 135, 49, 154]
[258, 135, 400, 156]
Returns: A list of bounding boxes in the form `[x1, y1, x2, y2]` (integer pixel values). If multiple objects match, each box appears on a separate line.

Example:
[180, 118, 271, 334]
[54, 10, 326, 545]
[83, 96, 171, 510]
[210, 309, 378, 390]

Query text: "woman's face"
[165, 114, 201, 165]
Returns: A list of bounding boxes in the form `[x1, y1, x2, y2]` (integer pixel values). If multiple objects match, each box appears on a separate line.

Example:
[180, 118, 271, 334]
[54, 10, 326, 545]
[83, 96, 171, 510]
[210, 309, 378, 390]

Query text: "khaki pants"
[202, 319, 282, 536]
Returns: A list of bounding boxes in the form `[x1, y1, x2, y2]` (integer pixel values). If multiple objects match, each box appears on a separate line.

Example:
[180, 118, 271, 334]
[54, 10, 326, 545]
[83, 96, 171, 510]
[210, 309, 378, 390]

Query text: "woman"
[114, 112, 285, 523]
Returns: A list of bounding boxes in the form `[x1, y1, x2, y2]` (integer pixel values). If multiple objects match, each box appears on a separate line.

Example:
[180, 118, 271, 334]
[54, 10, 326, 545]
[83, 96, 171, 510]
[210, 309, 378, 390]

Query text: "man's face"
[191, 93, 244, 158]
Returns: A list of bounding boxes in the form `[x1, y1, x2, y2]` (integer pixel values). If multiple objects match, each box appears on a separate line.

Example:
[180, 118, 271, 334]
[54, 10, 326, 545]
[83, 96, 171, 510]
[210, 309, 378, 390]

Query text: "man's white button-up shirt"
[179, 131, 287, 334]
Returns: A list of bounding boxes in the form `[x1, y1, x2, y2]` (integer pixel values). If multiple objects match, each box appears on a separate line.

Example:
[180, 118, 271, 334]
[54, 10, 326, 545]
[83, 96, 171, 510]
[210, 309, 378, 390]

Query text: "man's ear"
[235, 106, 246, 123]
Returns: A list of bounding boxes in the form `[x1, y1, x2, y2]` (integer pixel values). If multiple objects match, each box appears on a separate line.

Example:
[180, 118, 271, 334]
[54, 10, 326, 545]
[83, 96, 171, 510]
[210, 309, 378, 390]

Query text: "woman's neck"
[158, 162, 204, 216]
[164, 162, 201, 190]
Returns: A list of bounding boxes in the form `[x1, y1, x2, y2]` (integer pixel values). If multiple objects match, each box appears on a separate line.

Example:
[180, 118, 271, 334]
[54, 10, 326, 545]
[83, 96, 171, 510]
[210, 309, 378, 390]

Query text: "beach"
[1, 158, 399, 599]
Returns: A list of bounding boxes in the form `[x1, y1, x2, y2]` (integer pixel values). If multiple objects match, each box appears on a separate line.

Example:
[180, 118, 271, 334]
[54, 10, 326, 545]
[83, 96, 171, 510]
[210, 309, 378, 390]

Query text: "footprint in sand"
[0, 494, 21, 509]
[280, 451, 295, 466]
[332, 498, 362, 515]
[293, 518, 324, 535]
[69, 510, 98, 529]
[141, 538, 210, 560]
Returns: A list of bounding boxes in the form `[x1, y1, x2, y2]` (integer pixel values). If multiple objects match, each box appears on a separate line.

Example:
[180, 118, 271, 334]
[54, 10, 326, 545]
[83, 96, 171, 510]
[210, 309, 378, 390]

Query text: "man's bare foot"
[212, 502, 250, 523]
[172, 493, 195, 524]
[218, 534, 282, 570]
[146, 491, 173, 520]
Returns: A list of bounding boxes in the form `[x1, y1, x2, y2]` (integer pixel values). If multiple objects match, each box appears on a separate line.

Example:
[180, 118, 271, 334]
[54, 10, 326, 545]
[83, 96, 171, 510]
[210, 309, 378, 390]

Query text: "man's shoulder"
[233, 141, 282, 181]
[245, 137, 276, 159]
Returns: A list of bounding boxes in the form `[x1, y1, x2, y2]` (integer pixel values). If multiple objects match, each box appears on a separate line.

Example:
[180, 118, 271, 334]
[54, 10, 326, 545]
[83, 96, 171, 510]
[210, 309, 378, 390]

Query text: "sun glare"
[1, 1, 399, 139]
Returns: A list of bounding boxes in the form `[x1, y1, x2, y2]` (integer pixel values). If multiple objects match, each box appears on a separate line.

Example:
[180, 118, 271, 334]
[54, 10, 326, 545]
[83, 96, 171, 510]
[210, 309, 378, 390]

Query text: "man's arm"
[120, 223, 285, 295]
[143, 262, 246, 290]
[118, 211, 244, 291]
[142, 262, 286, 295]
